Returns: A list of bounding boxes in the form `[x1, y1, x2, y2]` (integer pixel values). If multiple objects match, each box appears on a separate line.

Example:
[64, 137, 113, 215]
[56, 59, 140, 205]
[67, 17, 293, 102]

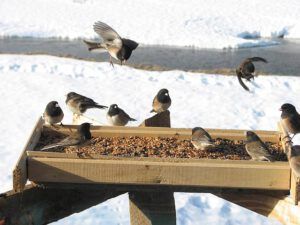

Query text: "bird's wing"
[120, 108, 136, 121]
[41, 136, 81, 151]
[247, 57, 268, 63]
[192, 129, 213, 143]
[93, 21, 122, 48]
[237, 71, 250, 91]
[247, 142, 273, 160]
[122, 38, 139, 50]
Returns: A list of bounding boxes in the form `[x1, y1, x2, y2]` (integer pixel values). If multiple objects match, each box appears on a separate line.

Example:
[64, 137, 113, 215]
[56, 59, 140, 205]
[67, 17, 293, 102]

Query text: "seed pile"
[36, 128, 287, 161]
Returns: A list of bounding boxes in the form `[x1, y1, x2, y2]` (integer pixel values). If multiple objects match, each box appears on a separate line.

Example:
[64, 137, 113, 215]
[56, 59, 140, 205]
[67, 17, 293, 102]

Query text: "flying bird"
[66, 92, 107, 116]
[43, 101, 64, 126]
[150, 89, 171, 113]
[106, 104, 136, 126]
[280, 103, 300, 139]
[84, 21, 138, 67]
[244, 131, 274, 161]
[41, 123, 92, 151]
[236, 57, 268, 91]
[191, 127, 214, 150]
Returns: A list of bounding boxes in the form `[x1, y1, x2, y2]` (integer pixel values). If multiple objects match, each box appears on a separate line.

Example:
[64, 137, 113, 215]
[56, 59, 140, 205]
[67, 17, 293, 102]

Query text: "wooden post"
[129, 110, 176, 225]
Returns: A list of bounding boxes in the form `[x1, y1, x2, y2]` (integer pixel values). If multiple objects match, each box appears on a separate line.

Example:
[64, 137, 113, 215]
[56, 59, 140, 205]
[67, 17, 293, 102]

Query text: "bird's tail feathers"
[83, 40, 104, 51]
[237, 72, 250, 91]
[129, 118, 137, 122]
[40, 143, 64, 151]
[94, 104, 108, 109]
[247, 57, 268, 63]
[150, 109, 155, 113]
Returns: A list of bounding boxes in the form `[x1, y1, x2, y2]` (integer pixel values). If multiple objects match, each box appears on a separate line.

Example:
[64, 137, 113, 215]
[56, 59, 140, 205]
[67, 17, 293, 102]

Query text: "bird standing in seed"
[244, 131, 274, 161]
[106, 104, 136, 126]
[150, 89, 171, 113]
[84, 21, 139, 67]
[43, 101, 64, 126]
[191, 127, 215, 150]
[280, 103, 300, 139]
[41, 123, 92, 151]
[236, 57, 268, 91]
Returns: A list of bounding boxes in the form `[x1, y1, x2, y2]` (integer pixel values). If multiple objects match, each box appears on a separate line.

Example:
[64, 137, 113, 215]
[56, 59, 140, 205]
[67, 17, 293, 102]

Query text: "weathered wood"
[139, 110, 171, 127]
[27, 156, 290, 190]
[43, 124, 280, 142]
[278, 121, 300, 205]
[13, 117, 44, 192]
[0, 184, 124, 225]
[129, 192, 176, 225]
[216, 192, 300, 225]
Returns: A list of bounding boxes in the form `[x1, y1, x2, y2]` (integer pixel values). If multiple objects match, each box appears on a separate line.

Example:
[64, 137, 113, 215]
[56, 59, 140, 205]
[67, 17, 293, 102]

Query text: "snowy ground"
[0, 0, 300, 49]
[1, 54, 299, 224]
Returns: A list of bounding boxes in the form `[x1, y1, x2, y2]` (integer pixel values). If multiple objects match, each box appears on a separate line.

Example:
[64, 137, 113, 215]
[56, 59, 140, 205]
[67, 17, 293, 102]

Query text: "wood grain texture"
[13, 117, 43, 192]
[27, 157, 290, 190]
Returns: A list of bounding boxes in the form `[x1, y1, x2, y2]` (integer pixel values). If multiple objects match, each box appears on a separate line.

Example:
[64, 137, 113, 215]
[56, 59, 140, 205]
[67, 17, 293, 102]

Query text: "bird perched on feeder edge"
[150, 88, 171, 113]
[83, 21, 139, 67]
[107, 104, 136, 126]
[236, 57, 268, 91]
[43, 101, 64, 126]
[41, 123, 92, 151]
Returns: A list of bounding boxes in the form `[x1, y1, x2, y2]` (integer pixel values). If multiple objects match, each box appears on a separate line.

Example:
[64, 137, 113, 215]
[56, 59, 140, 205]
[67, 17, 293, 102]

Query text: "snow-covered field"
[2, 54, 299, 224]
[0, 0, 300, 49]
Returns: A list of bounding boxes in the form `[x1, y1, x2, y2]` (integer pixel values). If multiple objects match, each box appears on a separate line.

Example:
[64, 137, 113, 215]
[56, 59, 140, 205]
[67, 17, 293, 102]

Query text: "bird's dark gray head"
[108, 104, 119, 116]
[245, 131, 260, 142]
[78, 123, 92, 139]
[192, 127, 206, 135]
[46, 101, 62, 116]
[157, 89, 170, 103]
[280, 103, 297, 114]
[117, 46, 132, 62]
[66, 92, 78, 101]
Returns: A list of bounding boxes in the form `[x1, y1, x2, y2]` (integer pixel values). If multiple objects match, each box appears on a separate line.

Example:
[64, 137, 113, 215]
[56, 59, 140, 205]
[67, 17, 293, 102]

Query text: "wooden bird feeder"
[1, 111, 300, 225]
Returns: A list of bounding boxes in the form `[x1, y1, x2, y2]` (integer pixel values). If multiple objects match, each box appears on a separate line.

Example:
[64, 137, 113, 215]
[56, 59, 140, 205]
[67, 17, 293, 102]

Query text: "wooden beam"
[44, 124, 280, 142]
[0, 184, 124, 225]
[13, 117, 44, 192]
[27, 154, 290, 190]
[215, 192, 300, 225]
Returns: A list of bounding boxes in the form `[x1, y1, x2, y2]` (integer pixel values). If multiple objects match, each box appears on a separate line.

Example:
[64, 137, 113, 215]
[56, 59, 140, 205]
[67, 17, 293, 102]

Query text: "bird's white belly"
[106, 114, 127, 126]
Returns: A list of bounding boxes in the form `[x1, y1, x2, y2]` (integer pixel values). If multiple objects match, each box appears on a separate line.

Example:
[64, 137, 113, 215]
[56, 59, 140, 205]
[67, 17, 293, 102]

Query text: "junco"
[236, 57, 268, 91]
[244, 131, 274, 161]
[191, 127, 214, 150]
[150, 89, 171, 113]
[106, 104, 136, 126]
[41, 123, 92, 151]
[289, 145, 300, 178]
[66, 92, 107, 115]
[280, 103, 300, 139]
[84, 21, 138, 67]
[43, 101, 64, 126]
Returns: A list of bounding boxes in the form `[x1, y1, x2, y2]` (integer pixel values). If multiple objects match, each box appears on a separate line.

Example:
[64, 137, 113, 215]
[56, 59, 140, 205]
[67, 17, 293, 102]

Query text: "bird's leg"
[109, 56, 114, 68]
[120, 60, 123, 66]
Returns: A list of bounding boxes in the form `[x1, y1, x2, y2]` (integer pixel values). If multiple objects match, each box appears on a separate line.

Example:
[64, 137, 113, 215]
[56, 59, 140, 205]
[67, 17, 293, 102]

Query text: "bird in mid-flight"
[236, 57, 268, 91]
[84, 21, 139, 67]
[41, 123, 92, 151]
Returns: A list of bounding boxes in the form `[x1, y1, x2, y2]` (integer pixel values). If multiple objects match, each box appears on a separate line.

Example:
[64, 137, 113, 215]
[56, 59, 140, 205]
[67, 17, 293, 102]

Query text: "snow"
[0, 0, 300, 49]
[0, 54, 294, 224]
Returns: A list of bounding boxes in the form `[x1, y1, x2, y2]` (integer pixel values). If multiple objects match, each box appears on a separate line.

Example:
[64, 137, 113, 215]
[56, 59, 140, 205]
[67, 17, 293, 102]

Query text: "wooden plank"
[43, 124, 280, 142]
[0, 184, 124, 225]
[27, 157, 290, 190]
[216, 192, 300, 225]
[13, 117, 44, 192]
